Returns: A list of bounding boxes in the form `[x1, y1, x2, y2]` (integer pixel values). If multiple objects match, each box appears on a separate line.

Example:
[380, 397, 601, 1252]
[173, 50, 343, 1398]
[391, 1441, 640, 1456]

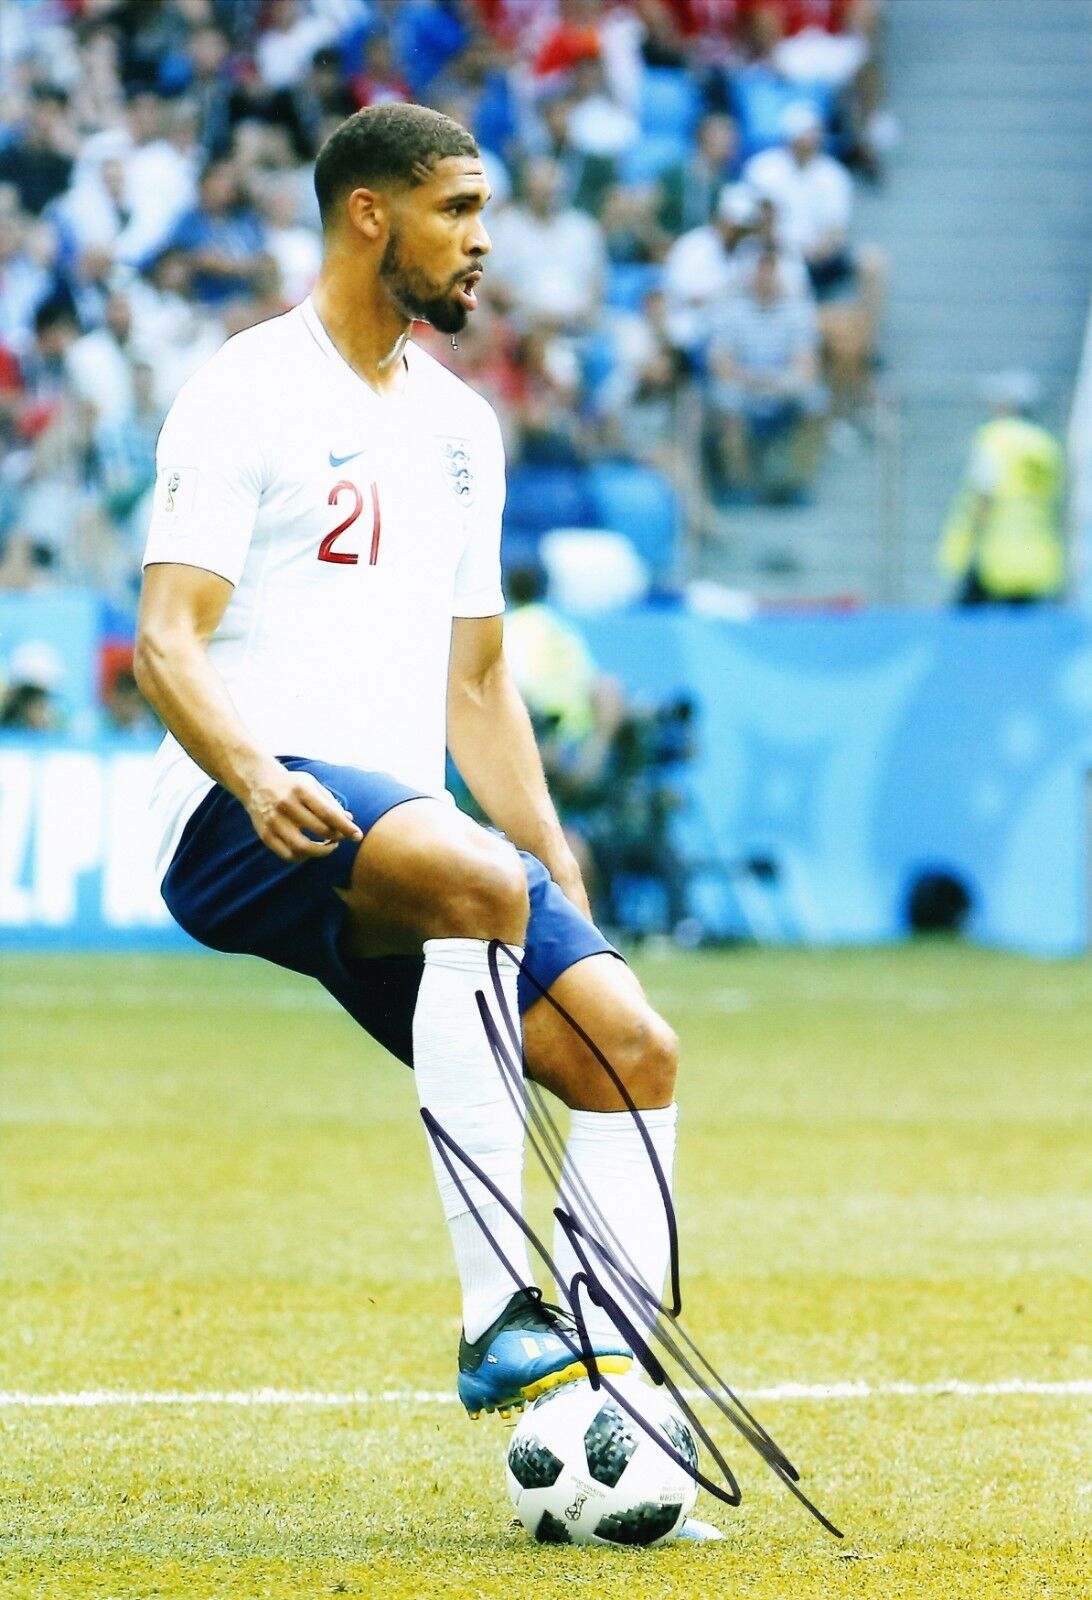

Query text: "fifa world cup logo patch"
[437, 437, 475, 508]
[156, 465, 196, 529]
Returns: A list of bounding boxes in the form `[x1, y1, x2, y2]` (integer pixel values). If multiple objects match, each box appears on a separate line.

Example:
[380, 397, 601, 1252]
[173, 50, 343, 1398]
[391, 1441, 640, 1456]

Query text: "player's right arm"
[135, 562, 361, 862]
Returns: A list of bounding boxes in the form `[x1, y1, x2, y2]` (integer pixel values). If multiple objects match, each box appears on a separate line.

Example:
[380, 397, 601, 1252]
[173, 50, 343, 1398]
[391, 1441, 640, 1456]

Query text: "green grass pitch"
[2, 944, 1090, 1599]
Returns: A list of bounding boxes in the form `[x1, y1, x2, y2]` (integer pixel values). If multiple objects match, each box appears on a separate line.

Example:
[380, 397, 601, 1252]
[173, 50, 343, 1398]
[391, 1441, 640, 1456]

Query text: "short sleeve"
[142, 360, 265, 585]
[453, 404, 506, 618]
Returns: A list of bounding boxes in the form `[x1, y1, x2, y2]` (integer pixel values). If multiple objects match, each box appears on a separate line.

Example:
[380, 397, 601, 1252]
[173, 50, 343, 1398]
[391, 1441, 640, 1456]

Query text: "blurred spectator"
[222, 254, 293, 336]
[600, 183, 671, 264]
[745, 99, 884, 409]
[254, 175, 322, 303]
[163, 155, 270, 309]
[383, 0, 472, 97]
[707, 245, 826, 501]
[729, 4, 829, 161]
[126, 246, 227, 407]
[534, 1, 607, 81]
[300, 44, 360, 128]
[596, 287, 687, 477]
[432, 32, 519, 164]
[487, 157, 606, 332]
[0, 678, 61, 730]
[73, 88, 199, 269]
[93, 358, 164, 564]
[534, 91, 617, 218]
[662, 180, 806, 363]
[509, 329, 585, 465]
[657, 112, 741, 236]
[102, 660, 158, 735]
[255, 0, 341, 91]
[503, 559, 694, 932]
[938, 372, 1065, 607]
[65, 290, 138, 426]
[0, 85, 76, 217]
[48, 151, 132, 260]
[0, 0, 895, 602]
[566, 57, 640, 159]
[9, 294, 79, 439]
[505, 562, 602, 744]
[351, 29, 413, 108]
[0, 199, 59, 358]
[0, 640, 65, 730]
[183, 23, 237, 156]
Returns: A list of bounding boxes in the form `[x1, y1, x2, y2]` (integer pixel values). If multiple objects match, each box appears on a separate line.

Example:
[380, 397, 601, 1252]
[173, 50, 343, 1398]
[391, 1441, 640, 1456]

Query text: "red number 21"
[318, 479, 381, 566]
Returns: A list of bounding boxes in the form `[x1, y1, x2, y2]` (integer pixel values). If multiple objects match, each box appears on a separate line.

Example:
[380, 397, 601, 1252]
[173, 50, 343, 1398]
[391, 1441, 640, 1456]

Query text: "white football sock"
[553, 1104, 678, 1351]
[413, 937, 534, 1341]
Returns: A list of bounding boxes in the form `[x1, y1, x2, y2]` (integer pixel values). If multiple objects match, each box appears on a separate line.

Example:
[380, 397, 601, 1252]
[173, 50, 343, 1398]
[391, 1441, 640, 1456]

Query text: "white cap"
[717, 182, 760, 226]
[780, 101, 823, 142]
[7, 640, 65, 690]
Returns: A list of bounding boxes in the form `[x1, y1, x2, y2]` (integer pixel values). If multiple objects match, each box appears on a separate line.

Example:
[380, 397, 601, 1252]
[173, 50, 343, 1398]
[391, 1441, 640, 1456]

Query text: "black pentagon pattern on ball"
[663, 1414, 699, 1476]
[595, 1500, 685, 1546]
[534, 1509, 574, 1544]
[508, 1433, 565, 1490]
[583, 1398, 639, 1488]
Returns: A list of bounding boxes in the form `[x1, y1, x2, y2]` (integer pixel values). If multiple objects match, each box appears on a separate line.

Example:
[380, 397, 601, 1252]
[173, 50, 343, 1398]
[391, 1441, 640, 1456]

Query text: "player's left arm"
[447, 614, 591, 918]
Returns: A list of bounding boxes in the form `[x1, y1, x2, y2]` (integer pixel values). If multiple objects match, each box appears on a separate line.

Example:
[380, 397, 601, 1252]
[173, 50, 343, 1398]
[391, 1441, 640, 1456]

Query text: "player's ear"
[346, 186, 385, 242]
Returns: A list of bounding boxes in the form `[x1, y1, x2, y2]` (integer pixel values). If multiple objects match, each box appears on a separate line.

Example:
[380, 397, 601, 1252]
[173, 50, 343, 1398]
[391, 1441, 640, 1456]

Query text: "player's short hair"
[314, 104, 479, 231]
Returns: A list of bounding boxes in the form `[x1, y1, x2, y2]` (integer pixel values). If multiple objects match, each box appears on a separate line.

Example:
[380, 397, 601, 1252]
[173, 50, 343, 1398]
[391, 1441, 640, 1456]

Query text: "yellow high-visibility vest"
[504, 603, 597, 741]
[939, 417, 1065, 596]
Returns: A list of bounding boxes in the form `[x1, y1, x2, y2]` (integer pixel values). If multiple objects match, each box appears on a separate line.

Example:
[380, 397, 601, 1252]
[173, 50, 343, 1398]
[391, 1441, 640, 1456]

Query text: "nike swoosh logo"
[329, 448, 365, 468]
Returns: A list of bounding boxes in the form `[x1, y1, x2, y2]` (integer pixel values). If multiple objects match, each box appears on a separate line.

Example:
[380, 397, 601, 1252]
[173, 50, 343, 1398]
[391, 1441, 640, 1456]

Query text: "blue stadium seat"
[605, 262, 663, 313]
[499, 530, 546, 575]
[617, 135, 691, 184]
[580, 326, 619, 398]
[503, 463, 594, 538]
[639, 68, 702, 139]
[587, 460, 679, 578]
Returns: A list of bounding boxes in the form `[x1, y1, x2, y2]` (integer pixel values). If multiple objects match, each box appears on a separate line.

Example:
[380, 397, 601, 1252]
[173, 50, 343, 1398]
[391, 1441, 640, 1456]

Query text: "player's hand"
[244, 765, 363, 862]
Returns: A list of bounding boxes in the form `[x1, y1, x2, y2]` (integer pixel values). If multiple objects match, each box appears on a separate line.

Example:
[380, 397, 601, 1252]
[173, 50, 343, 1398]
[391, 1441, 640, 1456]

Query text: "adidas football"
[504, 1374, 699, 1546]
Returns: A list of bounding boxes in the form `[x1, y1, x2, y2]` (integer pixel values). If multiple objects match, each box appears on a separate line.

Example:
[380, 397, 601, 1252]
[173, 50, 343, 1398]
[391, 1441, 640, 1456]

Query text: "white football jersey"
[142, 296, 506, 881]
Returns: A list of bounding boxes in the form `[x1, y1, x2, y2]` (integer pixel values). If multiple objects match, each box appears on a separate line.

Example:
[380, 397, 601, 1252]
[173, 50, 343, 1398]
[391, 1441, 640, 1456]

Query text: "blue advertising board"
[1, 609, 1089, 954]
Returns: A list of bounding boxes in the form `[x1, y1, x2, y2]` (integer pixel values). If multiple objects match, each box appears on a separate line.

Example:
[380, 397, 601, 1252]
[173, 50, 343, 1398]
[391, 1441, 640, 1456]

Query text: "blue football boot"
[458, 1286, 633, 1419]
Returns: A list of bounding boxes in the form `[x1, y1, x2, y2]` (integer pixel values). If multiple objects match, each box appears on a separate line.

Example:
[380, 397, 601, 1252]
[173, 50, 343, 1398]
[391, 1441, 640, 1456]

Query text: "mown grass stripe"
[1, 1378, 1088, 1408]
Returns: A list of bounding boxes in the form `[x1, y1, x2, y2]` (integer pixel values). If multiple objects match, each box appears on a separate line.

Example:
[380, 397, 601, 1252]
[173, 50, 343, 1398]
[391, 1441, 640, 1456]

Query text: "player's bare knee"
[437, 836, 528, 940]
[616, 1010, 678, 1107]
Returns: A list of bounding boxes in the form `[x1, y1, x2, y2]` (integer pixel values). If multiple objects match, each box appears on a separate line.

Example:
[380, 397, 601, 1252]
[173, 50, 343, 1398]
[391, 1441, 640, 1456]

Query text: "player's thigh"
[338, 796, 528, 955]
[522, 953, 678, 1113]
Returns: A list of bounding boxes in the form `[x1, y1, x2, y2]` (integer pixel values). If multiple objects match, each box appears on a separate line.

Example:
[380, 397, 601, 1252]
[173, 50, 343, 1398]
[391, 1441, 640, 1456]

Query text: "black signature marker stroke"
[419, 940, 844, 1540]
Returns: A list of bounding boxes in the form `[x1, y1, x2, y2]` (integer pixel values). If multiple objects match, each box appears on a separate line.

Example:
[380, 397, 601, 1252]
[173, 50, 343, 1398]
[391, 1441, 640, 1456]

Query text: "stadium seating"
[638, 68, 702, 140]
[503, 463, 596, 539]
[587, 461, 679, 579]
[605, 262, 663, 314]
[617, 135, 693, 184]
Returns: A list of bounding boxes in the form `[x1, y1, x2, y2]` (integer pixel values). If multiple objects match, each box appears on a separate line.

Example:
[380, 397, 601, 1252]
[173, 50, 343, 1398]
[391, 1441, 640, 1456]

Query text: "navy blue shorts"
[162, 756, 618, 1067]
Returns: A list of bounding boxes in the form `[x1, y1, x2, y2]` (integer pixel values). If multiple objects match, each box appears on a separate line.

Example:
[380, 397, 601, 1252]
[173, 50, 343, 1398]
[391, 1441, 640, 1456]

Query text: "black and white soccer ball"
[504, 1375, 699, 1547]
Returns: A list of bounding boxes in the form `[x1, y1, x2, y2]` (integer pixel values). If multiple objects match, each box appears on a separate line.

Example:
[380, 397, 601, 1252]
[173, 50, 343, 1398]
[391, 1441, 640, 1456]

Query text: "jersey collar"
[299, 295, 414, 399]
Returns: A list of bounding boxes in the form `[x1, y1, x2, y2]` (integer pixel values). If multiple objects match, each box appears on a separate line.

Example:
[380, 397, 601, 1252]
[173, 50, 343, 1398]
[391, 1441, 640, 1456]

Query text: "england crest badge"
[437, 436, 475, 508]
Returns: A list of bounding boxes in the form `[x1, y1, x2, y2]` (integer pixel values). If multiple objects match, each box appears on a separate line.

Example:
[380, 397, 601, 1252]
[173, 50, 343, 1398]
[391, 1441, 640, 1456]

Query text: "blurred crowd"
[0, 0, 893, 602]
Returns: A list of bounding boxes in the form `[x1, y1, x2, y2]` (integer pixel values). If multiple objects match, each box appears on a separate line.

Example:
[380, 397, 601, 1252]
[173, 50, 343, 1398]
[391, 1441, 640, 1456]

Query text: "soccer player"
[135, 105, 683, 1444]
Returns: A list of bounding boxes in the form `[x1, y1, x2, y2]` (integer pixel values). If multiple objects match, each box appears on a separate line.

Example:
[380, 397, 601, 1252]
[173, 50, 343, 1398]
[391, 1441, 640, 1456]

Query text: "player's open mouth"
[455, 270, 482, 310]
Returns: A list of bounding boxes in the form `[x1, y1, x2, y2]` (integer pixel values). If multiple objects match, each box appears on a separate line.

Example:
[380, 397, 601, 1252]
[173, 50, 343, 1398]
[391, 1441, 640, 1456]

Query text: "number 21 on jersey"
[318, 478, 381, 566]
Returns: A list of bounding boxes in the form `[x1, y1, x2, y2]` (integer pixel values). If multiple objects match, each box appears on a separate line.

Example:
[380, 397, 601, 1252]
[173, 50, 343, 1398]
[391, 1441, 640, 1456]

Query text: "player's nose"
[467, 218, 491, 258]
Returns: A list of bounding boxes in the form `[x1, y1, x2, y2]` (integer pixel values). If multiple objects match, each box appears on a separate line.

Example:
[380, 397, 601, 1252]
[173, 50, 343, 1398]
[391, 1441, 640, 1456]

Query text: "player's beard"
[379, 230, 470, 335]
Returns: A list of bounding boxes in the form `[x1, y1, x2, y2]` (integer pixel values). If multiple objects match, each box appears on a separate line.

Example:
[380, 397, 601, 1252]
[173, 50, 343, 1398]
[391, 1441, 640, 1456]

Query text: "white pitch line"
[0, 1379, 1088, 1410]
